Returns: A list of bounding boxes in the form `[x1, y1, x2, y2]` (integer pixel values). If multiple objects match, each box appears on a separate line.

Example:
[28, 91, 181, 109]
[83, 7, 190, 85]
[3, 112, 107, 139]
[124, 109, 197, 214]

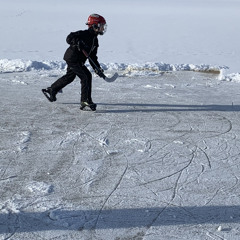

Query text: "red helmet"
[86, 14, 107, 35]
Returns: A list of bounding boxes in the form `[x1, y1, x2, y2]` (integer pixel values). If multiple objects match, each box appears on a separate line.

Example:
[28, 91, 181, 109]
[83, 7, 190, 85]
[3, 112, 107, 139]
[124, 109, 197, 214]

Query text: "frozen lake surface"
[1, 71, 240, 239]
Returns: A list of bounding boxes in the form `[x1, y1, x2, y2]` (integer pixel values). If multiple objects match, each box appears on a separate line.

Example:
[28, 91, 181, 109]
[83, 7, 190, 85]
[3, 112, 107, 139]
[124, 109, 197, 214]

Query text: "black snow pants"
[51, 63, 92, 102]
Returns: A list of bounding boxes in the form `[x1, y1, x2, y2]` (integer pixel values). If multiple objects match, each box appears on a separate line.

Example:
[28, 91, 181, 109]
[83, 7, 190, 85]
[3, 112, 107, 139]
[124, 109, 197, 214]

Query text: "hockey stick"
[82, 49, 118, 82]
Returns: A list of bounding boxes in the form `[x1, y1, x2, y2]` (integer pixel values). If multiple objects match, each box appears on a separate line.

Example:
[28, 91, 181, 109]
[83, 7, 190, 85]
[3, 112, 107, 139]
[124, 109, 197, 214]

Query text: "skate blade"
[80, 106, 96, 111]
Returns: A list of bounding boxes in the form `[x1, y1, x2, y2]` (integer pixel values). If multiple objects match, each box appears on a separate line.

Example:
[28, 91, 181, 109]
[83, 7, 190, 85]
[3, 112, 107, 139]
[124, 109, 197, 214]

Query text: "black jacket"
[63, 28, 101, 70]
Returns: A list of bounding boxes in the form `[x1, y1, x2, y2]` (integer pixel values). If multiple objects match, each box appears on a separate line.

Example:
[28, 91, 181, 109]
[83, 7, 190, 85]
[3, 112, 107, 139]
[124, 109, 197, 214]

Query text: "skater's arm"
[66, 31, 82, 45]
[89, 48, 102, 73]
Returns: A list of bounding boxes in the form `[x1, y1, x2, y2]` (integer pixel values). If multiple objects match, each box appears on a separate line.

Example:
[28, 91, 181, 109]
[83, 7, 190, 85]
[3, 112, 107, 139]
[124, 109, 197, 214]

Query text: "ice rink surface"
[1, 71, 240, 239]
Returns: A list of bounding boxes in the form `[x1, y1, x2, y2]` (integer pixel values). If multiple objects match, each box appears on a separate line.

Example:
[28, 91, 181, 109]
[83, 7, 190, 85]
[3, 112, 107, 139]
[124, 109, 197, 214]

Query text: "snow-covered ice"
[1, 0, 240, 239]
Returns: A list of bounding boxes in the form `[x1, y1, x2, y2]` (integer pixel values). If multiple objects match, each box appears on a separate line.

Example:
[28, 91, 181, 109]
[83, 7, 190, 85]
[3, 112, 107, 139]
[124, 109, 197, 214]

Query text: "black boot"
[42, 87, 57, 102]
[80, 101, 97, 111]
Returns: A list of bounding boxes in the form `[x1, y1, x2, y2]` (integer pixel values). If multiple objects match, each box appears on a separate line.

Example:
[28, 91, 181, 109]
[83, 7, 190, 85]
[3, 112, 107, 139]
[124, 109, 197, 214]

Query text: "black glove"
[95, 68, 105, 78]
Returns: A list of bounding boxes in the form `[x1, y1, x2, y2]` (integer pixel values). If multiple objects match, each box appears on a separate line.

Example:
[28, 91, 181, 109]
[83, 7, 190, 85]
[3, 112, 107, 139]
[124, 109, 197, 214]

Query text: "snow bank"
[0, 59, 66, 73]
[114, 62, 227, 76]
[221, 73, 240, 83]
[1, 58, 237, 80]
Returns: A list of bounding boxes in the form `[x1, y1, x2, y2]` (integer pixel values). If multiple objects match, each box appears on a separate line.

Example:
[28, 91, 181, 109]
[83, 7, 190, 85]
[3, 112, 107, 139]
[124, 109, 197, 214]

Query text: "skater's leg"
[51, 66, 76, 93]
[81, 65, 93, 103]
[78, 66, 96, 111]
[68, 64, 92, 102]
[42, 66, 76, 102]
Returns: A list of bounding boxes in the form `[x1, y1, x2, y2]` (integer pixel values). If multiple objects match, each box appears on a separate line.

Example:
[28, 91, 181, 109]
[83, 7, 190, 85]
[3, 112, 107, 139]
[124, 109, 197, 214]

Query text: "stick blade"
[104, 73, 119, 82]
